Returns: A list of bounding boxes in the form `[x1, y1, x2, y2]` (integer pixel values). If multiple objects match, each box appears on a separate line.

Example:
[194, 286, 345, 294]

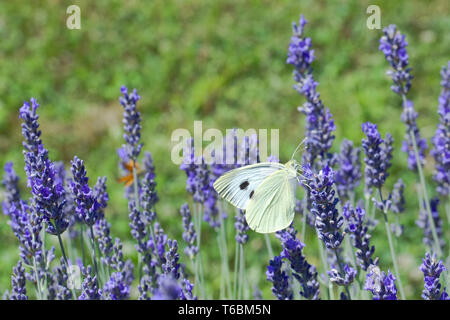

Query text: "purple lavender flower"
[180, 138, 222, 228]
[342, 203, 375, 271]
[140, 152, 158, 224]
[93, 177, 114, 265]
[364, 265, 397, 300]
[20, 99, 70, 235]
[335, 139, 361, 201]
[19, 98, 42, 178]
[102, 272, 130, 300]
[179, 203, 198, 259]
[416, 198, 445, 252]
[51, 258, 73, 300]
[309, 166, 344, 249]
[277, 229, 320, 299]
[10, 260, 27, 300]
[2, 162, 21, 217]
[78, 266, 100, 300]
[379, 25, 427, 171]
[431, 62, 450, 196]
[70, 156, 101, 226]
[120, 86, 142, 161]
[361, 122, 392, 189]
[390, 179, 405, 214]
[152, 274, 183, 300]
[8, 201, 43, 265]
[266, 255, 293, 300]
[181, 278, 196, 300]
[180, 139, 210, 204]
[163, 239, 181, 280]
[328, 263, 357, 286]
[235, 210, 249, 245]
[129, 200, 148, 254]
[401, 99, 427, 170]
[287, 14, 336, 167]
[379, 25, 412, 95]
[420, 252, 449, 300]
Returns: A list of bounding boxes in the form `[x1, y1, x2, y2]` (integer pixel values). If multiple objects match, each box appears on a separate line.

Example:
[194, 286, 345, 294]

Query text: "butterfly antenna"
[290, 138, 307, 161]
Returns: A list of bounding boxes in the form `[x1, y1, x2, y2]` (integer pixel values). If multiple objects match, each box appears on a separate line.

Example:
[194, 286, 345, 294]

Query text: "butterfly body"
[213, 159, 304, 233]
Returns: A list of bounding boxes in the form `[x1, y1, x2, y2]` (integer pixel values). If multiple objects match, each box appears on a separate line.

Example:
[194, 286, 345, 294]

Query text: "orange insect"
[117, 160, 142, 187]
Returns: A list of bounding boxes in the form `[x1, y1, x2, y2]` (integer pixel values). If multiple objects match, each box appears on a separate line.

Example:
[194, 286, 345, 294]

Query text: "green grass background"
[0, 0, 449, 299]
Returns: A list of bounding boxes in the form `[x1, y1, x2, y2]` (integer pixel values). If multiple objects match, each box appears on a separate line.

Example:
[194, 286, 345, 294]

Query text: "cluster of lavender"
[275, 228, 320, 299]
[342, 203, 375, 271]
[0, 88, 198, 300]
[1, 12, 449, 301]
[118, 87, 194, 300]
[364, 266, 398, 300]
[335, 139, 361, 201]
[420, 253, 448, 300]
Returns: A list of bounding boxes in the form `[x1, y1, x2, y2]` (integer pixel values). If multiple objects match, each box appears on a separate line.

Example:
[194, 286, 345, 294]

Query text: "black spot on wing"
[249, 190, 254, 199]
[239, 181, 249, 190]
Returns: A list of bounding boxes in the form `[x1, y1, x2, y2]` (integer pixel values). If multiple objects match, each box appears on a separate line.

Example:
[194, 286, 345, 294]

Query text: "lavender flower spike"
[328, 263, 357, 287]
[379, 25, 427, 171]
[309, 166, 344, 249]
[235, 209, 249, 245]
[287, 14, 336, 167]
[416, 198, 445, 254]
[266, 256, 293, 300]
[19, 98, 68, 235]
[342, 202, 375, 271]
[10, 260, 27, 300]
[179, 203, 198, 259]
[379, 25, 412, 95]
[277, 229, 320, 299]
[1, 162, 21, 217]
[102, 272, 130, 300]
[431, 62, 450, 196]
[70, 156, 102, 226]
[364, 265, 397, 300]
[420, 252, 449, 300]
[335, 139, 361, 201]
[361, 122, 392, 189]
[120, 86, 142, 161]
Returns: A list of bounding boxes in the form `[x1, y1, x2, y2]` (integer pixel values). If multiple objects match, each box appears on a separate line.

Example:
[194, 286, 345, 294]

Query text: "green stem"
[264, 234, 274, 260]
[238, 244, 245, 299]
[334, 248, 351, 300]
[53, 219, 69, 267]
[32, 257, 43, 300]
[410, 132, 442, 257]
[377, 188, 406, 300]
[80, 224, 86, 265]
[219, 211, 232, 299]
[89, 225, 100, 284]
[233, 241, 239, 299]
[316, 232, 332, 299]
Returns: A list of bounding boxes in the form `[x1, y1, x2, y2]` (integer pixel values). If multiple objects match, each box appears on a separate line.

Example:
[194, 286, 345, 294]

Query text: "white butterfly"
[213, 141, 309, 233]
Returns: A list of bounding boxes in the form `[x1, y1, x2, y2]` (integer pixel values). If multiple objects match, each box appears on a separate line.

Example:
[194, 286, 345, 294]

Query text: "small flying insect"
[117, 160, 142, 187]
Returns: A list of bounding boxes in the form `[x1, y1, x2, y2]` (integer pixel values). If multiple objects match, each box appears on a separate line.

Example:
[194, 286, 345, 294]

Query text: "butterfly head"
[285, 159, 302, 175]
[285, 159, 313, 188]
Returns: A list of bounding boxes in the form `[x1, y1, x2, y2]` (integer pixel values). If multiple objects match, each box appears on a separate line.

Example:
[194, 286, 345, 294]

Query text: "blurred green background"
[0, 0, 449, 299]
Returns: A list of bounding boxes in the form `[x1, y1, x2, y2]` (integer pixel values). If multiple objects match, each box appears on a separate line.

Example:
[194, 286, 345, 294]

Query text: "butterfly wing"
[245, 170, 297, 233]
[213, 162, 285, 210]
